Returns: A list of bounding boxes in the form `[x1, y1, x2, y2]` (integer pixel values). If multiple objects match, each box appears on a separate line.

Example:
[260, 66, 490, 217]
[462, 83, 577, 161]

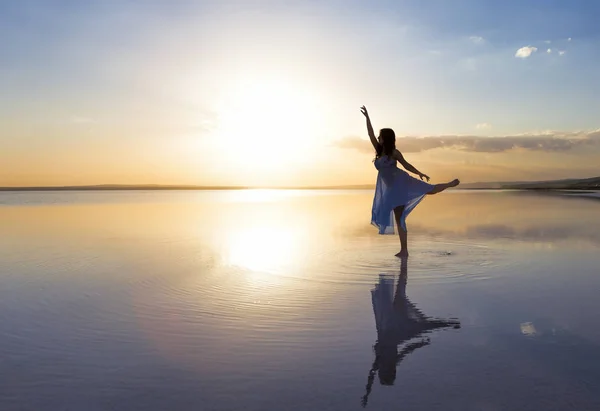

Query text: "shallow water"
[1, 189, 600, 410]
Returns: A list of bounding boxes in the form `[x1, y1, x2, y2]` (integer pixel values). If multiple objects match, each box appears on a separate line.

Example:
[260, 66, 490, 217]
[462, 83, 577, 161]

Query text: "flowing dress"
[371, 155, 434, 234]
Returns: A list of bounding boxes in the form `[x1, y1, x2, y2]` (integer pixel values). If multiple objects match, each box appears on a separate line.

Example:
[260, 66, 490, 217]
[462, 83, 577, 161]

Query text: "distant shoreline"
[0, 185, 598, 192]
[0, 185, 377, 192]
[0, 176, 598, 192]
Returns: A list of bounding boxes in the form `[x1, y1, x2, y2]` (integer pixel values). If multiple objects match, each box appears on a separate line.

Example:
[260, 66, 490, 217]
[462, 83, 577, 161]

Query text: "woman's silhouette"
[361, 106, 460, 257]
[361, 258, 460, 407]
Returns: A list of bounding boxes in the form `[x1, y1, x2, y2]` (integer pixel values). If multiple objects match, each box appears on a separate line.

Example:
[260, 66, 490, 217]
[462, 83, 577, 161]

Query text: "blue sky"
[1, 0, 599, 186]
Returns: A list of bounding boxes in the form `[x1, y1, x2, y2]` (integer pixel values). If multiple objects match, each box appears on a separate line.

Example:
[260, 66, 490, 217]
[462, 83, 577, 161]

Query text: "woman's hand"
[419, 173, 430, 182]
[360, 105, 369, 118]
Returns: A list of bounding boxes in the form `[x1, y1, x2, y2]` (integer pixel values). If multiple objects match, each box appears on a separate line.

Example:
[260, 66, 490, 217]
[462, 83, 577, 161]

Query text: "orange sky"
[1, 2, 599, 187]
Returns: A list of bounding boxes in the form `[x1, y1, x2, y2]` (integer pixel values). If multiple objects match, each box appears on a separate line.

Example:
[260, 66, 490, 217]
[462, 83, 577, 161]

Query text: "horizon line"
[0, 184, 376, 191]
[0, 174, 599, 192]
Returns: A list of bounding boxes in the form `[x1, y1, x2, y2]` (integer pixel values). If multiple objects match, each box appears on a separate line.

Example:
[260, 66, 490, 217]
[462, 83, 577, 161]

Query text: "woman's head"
[375, 128, 396, 159]
[376, 343, 398, 385]
[378, 363, 397, 385]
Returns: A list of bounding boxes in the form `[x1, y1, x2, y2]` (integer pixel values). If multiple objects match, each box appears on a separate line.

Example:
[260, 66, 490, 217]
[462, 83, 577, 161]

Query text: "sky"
[1, 0, 600, 187]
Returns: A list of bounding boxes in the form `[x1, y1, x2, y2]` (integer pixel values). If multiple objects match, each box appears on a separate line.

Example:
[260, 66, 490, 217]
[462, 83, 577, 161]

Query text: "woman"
[361, 106, 459, 257]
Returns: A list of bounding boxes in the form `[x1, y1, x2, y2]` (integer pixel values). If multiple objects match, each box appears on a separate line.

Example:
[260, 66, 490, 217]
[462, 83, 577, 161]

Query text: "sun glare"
[214, 74, 325, 169]
[226, 226, 301, 276]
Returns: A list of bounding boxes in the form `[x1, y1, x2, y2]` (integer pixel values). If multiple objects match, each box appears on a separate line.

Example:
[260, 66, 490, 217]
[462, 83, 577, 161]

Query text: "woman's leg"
[427, 179, 460, 195]
[394, 206, 409, 257]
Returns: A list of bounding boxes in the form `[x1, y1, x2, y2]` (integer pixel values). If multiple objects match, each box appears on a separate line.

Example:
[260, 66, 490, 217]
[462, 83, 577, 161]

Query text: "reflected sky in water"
[1, 190, 600, 410]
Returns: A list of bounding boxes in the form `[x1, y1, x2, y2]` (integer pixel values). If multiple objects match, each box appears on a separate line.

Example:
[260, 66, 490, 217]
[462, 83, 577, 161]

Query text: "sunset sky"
[1, 0, 599, 187]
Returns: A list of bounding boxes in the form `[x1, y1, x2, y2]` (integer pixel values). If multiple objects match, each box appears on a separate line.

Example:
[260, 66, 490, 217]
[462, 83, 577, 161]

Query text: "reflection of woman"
[361, 106, 460, 257]
[361, 258, 460, 408]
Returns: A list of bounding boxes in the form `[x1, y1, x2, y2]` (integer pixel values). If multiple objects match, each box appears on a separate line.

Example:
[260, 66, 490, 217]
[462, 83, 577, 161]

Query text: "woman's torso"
[374, 155, 398, 171]
[374, 155, 410, 187]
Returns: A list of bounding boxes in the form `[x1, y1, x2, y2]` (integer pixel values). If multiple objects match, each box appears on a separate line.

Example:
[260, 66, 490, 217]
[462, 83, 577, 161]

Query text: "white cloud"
[544, 40, 552, 44]
[568, 37, 572, 42]
[520, 322, 538, 336]
[469, 36, 485, 45]
[547, 48, 552, 54]
[558, 50, 566, 56]
[515, 46, 538, 58]
[476, 123, 492, 130]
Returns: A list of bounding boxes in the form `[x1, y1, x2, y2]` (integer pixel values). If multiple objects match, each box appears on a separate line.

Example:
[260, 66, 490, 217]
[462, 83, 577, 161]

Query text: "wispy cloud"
[335, 130, 600, 154]
[469, 36, 485, 45]
[515, 46, 538, 58]
[476, 123, 492, 130]
[558, 50, 566, 56]
[547, 48, 552, 54]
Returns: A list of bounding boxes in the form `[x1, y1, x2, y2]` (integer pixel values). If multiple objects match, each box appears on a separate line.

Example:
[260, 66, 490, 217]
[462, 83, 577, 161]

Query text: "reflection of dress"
[371, 156, 434, 234]
[371, 274, 458, 345]
[362, 259, 460, 407]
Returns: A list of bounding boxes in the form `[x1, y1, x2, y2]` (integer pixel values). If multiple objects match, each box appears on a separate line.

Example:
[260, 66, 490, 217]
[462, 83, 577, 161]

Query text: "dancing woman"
[361, 106, 460, 257]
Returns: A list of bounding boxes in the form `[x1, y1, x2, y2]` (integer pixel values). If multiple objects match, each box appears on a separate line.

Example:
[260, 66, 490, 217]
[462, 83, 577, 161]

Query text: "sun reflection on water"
[225, 189, 307, 203]
[225, 226, 302, 275]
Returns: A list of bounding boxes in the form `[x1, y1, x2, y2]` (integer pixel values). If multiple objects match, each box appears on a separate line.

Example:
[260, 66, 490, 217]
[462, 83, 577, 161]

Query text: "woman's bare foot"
[449, 179, 460, 187]
[395, 250, 409, 258]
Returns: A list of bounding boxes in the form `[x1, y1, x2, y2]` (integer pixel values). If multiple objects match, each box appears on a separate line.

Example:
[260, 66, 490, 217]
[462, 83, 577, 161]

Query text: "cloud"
[547, 48, 552, 54]
[544, 40, 552, 44]
[558, 50, 566, 56]
[476, 123, 492, 130]
[515, 46, 538, 58]
[469, 36, 485, 45]
[334, 130, 600, 154]
[568, 37, 572, 42]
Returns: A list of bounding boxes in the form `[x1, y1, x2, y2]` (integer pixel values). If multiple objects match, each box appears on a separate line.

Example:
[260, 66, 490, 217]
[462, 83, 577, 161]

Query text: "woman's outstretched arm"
[395, 338, 431, 365]
[393, 150, 430, 182]
[360, 106, 379, 150]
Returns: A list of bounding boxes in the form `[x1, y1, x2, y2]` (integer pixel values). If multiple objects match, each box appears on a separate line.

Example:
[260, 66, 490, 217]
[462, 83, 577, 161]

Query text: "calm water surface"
[1, 189, 600, 410]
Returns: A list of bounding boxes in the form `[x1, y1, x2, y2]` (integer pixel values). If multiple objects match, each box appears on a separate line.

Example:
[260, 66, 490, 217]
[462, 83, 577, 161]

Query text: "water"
[1, 189, 600, 410]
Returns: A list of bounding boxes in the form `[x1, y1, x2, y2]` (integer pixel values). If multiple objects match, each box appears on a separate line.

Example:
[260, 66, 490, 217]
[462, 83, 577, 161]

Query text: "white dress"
[371, 156, 434, 235]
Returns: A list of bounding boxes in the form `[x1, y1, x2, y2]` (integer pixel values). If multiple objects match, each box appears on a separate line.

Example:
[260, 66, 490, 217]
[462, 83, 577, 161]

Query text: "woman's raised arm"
[360, 106, 379, 150]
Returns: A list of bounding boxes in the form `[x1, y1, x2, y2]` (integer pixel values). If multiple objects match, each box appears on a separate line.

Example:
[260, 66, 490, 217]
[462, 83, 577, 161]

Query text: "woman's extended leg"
[427, 179, 460, 195]
[393, 206, 408, 258]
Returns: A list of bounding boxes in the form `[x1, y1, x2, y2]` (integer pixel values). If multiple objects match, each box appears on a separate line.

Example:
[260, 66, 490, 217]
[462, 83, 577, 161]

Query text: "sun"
[213, 74, 325, 170]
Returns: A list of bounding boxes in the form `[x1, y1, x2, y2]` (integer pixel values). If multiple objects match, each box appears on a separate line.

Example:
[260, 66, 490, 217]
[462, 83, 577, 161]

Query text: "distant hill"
[460, 181, 524, 189]
[502, 176, 600, 190]
[0, 184, 248, 191]
[0, 184, 376, 191]
[462, 176, 600, 190]
[0, 177, 598, 191]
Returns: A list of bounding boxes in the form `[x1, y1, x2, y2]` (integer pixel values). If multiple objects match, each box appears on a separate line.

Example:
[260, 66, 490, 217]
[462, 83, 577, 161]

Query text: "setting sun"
[213, 73, 326, 170]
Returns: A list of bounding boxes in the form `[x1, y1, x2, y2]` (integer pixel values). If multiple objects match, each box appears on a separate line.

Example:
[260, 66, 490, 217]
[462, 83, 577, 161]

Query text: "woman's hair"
[375, 128, 396, 160]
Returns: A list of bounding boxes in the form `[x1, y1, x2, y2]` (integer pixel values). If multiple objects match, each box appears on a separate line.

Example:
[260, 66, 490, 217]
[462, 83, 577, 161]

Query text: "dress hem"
[371, 191, 431, 235]
[370, 159, 435, 235]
